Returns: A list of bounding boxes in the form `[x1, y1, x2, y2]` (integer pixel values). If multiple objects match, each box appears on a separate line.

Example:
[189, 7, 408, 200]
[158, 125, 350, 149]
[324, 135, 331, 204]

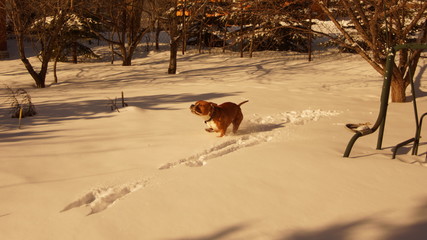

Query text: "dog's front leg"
[218, 129, 226, 137]
[205, 128, 215, 132]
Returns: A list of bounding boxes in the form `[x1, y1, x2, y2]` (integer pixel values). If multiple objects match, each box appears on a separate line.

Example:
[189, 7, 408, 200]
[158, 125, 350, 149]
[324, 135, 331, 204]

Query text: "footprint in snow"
[61, 179, 148, 215]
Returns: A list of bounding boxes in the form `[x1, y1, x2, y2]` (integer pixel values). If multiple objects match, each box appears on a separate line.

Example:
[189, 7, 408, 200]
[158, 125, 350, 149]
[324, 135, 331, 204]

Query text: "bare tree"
[149, 0, 169, 51]
[164, 0, 207, 74]
[315, 0, 427, 102]
[81, 0, 154, 66]
[4, 0, 72, 88]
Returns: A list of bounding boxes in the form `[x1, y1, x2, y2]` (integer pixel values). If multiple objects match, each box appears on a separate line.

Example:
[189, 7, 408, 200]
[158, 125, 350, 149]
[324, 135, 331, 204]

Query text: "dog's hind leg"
[232, 111, 244, 134]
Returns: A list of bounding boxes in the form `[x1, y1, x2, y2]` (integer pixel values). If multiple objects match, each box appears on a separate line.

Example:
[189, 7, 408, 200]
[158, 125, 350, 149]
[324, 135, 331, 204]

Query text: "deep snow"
[1, 45, 427, 240]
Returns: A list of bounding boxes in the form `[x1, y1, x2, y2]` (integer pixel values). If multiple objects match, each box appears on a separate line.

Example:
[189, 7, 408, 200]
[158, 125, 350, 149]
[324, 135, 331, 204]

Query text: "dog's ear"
[210, 102, 218, 107]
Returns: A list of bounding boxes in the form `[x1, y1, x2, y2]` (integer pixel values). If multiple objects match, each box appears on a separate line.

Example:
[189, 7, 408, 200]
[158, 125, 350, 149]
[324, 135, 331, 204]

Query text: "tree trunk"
[16, 32, 46, 88]
[120, 45, 132, 66]
[72, 42, 77, 64]
[308, 5, 313, 62]
[110, 42, 115, 65]
[239, 6, 244, 58]
[223, 19, 228, 53]
[53, 48, 61, 84]
[168, 1, 178, 74]
[37, 57, 49, 88]
[53, 58, 58, 84]
[391, 77, 408, 103]
[249, 20, 255, 58]
[181, 0, 187, 55]
[198, 25, 203, 54]
[168, 39, 178, 74]
[34, 73, 46, 88]
[155, 20, 160, 51]
[122, 57, 132, 66]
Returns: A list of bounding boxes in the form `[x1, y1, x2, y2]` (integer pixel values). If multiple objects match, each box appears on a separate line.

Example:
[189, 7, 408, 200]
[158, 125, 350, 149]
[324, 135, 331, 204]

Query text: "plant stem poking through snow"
[107, 91, 128, 112]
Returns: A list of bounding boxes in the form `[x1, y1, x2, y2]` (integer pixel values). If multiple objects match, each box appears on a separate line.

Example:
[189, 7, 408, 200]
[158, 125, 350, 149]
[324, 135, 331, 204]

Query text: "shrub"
[6, 87, 37, 118]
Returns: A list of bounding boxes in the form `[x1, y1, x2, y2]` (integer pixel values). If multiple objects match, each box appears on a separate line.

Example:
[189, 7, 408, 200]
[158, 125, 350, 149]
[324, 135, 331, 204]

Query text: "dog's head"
[190, 100, 215, 117]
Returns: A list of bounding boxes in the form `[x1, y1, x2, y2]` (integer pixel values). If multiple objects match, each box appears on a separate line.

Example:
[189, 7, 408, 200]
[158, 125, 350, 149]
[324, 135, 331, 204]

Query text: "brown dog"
[190, 100, 249, 137]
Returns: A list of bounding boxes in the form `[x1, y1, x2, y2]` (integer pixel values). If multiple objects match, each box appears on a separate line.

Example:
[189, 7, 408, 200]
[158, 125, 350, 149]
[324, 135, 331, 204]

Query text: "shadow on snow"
[0, 92, 242, 141]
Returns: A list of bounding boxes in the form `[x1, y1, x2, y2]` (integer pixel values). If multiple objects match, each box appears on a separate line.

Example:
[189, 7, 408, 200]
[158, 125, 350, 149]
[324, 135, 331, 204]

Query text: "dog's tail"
[238, 100, 249, 106]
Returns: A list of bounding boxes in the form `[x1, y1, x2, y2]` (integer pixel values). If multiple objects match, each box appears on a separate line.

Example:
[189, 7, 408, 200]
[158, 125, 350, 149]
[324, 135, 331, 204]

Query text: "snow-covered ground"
[1, 45, 427, 240]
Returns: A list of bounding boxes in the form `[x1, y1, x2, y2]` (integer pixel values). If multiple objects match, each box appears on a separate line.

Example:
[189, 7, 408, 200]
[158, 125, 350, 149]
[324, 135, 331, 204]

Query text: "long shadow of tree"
[281, 198, 427, 240]
[169, 198, 427, 240]
[384, 199, 427, 240]
[173, 224, 250, 240]
[281, 217, 373, 240]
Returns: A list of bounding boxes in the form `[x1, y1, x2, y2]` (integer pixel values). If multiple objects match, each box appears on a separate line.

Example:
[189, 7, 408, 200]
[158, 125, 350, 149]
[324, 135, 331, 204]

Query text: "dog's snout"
[190, 104, 202, 114]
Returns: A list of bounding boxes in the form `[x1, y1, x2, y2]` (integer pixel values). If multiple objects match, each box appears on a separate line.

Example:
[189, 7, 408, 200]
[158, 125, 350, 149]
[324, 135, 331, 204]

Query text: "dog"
[190, 100, 249, 137]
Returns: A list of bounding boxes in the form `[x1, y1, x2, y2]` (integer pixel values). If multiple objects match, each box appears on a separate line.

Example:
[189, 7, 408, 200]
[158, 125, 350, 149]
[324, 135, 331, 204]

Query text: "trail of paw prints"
[249, 109, 341, 126]
[159, 133, 275, 170]
[61, 179, 150, 215]
[159, 109, 340, 170]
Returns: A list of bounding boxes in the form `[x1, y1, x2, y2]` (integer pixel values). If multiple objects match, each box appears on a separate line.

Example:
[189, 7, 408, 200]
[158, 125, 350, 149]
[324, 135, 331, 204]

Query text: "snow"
[1, 44, 427, 240]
